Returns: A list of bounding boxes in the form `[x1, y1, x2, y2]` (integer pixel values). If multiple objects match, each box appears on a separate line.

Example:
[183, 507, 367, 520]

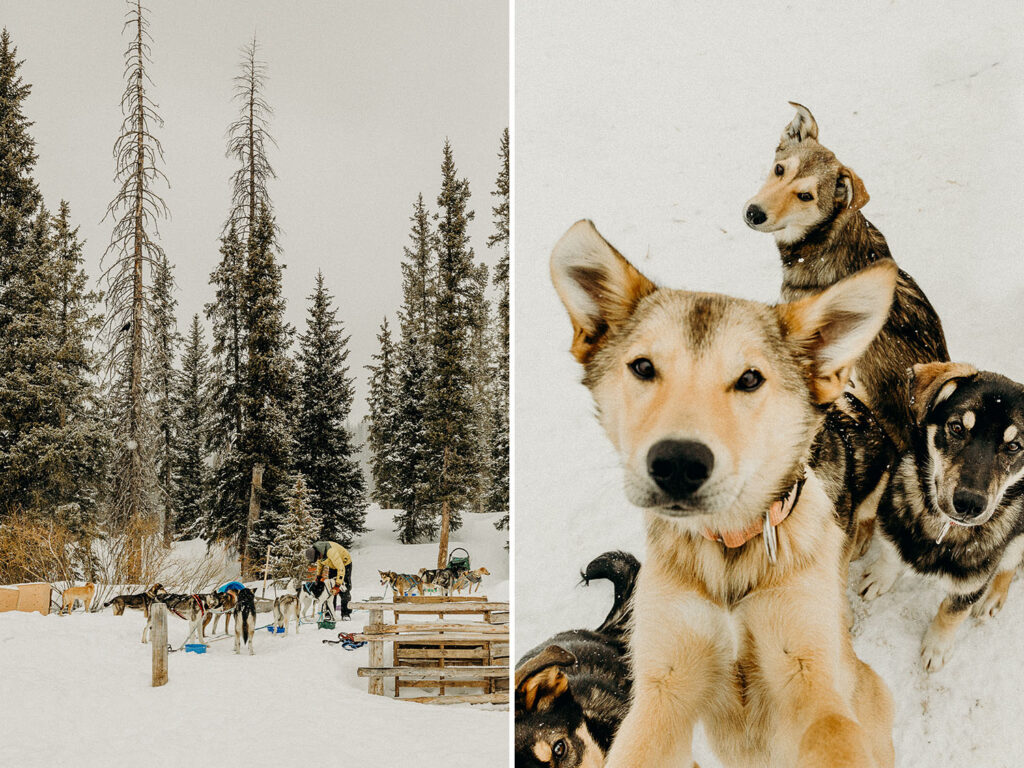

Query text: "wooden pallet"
[351, 597, 509, 705]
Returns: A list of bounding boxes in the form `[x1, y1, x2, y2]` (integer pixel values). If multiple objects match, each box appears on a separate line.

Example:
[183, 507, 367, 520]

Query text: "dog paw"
[920, 630, 954, 672]
[858, 566, 897, 601]
[971, 591, 1006, 620]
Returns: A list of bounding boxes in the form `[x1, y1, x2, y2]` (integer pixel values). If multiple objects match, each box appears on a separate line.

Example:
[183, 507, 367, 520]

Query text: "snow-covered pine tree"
[426, 140, 477, 565]
[466, 260, 494, 514]
[206, 224, 246, 450]
[148, 253, 180, 544]
[366, 317, 400, 509]
[487, 128, 510, 527]
[268, 474, 320, 584]
[172, 315, 212, 540]
[235, 203, 295, 574]
[100, 0, 169, 539]
[295, 272, 367, 545]
[392, 194, 439, 543]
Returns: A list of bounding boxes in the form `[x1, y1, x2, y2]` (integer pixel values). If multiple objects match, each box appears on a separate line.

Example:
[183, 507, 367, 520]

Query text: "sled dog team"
[96, 576, 350, 655]
[379, 565, 491, 596]
[516, 103, 1024, 768]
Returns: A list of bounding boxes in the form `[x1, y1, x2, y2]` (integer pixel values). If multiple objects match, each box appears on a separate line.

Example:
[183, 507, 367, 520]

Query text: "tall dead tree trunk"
[101, 0, 169, 546]
[242, 463, 264, 577]
[437, 447, 451, 568]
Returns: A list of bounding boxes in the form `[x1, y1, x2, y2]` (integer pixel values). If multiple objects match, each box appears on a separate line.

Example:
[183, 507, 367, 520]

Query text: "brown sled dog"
[60, 582, 96, 614]
[744, 102, 949, 453]
[551, 220, 895, 768]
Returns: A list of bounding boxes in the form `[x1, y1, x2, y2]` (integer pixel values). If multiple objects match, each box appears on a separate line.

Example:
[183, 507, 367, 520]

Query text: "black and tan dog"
[515, 551, 639, 768]
[103, 583, 167, 617]
[744, 102, 948, 454]
[234, 587, 257, 655]
[859, 362, 1024, 671]
[551, 220, 896, 767]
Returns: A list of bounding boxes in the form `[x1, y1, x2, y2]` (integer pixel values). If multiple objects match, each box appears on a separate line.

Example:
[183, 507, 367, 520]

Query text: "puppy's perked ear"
[515, 645, 576, 711]
[778, 260, 898, 403]
[909, 362, 978, 424]
[550, 220, 657, 364]
[778, 101, 819, 148]
[836, 166, 870, 212]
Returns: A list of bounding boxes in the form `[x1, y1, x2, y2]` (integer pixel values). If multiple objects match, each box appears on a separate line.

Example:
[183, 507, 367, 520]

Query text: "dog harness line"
[701, 477, 805, 564]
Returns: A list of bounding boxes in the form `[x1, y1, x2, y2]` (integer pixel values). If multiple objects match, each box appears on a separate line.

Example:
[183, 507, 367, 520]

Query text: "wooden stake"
[151, 602, 168, 687]
[261, 544, 270, 597]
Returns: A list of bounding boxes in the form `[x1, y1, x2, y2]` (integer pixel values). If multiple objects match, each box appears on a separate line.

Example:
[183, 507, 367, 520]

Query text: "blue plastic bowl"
[184, 643, 207, 654]
[266, 626, 285, 634]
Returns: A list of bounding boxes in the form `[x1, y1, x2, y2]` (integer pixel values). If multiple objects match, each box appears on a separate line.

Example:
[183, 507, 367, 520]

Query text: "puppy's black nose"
[952, 489, 987, 520]
[647, 440, 714, 499]
[745, 205, 767, 226]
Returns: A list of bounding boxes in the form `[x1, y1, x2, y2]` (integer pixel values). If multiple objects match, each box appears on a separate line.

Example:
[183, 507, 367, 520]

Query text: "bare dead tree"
[225, 36, 277, 240]
[100, 0, 169, 544]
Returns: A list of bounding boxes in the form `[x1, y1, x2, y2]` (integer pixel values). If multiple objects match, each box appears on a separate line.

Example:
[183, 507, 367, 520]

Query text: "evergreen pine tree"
[172, 315, 212, 539]
[206, 224, 246, 450]
[267, 474, 320, 583]
[487, 128, 510, 526]
[425, 140, 477, 564]
[148, 253, 180, 543]
[232, 203, 294, 573]
[465, 261, 494, 514]
[392, 195, 439, 543]
[365, 317, 400, 509]
[295, 272, 367, 545]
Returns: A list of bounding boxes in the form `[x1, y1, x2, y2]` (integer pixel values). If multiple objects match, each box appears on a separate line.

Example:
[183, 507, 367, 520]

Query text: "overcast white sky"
[4, 0, 508, 421]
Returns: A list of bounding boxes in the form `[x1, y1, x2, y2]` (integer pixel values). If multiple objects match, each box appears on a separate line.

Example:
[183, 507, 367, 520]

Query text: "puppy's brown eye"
[628, 358, 655, 380]
[797, 192, 813, 202]
[774, 163, 784, 177]
[553, 739, 567, 759]
[735, 369, 764, 392]
[949, 421, 964, 437]
[1007, 441, 1021, 453]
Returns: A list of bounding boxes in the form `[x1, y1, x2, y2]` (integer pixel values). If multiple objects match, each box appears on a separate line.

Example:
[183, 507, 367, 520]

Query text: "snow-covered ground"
[0, 507, 508, 768]
[515, 2, 1024, 766]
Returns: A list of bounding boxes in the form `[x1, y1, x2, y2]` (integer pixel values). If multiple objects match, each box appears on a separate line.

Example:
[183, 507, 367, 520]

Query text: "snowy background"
[0, 507, 509, 767]
[515, 1, 1024, 765]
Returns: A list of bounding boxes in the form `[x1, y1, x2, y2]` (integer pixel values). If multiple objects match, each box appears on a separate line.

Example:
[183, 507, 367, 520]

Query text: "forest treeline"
[0, 4, 508, 583]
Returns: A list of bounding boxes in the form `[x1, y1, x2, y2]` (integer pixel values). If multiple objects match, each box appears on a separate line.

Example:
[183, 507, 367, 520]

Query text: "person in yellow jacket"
[305, 540, 353, 618]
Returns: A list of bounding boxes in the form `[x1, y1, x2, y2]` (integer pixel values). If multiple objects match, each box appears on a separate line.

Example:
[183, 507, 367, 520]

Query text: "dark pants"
[326, 563, 353, 617]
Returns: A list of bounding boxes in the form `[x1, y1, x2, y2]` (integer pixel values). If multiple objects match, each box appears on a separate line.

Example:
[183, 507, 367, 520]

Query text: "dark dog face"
[515, 647, 603, 768]
[744, 102, 869, 245]
[912, 363, 1024, 526]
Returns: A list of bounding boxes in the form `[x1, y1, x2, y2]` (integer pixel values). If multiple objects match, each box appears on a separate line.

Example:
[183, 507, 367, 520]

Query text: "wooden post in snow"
[367, 605, 385, 696]
[151, 602, 168, 687]
[261, 544, 271, 597]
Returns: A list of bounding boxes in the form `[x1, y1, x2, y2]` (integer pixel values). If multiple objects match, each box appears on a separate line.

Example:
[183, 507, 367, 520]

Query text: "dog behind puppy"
[860, 362, 1024, 671]
[516, 551, 639, 768]
[744, 102, 948, 452]
[551, 220, 896, 767]
[104, 583, 166, 617]
[273, 591, 301, 635]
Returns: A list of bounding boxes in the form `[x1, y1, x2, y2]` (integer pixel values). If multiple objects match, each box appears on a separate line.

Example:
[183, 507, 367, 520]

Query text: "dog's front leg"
[605, 580, 726, 768]
[922, 589, 982, 672]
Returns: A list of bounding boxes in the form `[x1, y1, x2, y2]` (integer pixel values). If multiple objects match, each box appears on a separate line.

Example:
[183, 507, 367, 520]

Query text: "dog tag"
[763, 509, 778, 564]
[935, 520, 953, 545]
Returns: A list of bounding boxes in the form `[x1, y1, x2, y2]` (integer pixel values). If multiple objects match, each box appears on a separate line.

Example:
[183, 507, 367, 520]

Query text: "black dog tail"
[581, 550, 640, 641]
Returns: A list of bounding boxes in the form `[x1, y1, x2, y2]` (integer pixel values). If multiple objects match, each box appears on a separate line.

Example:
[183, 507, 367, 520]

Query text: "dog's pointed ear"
[836, 166, 869, 212]
[909, 362, 978, 424]
[778, 261, 897, 403]
[515, 645, 576, 712]
[550, 220, 658, 365]
[778, 101, 819, 148]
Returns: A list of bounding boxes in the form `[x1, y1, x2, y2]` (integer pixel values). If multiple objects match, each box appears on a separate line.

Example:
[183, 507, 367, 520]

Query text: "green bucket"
[318, 619, 336, 630]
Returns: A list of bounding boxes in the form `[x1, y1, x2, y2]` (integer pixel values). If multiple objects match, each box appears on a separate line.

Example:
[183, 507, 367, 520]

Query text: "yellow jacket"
[315, 541, 351, 578]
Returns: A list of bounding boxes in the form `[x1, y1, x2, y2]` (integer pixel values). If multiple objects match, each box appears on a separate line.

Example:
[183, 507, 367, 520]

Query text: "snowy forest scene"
[0, 2, 508, 766]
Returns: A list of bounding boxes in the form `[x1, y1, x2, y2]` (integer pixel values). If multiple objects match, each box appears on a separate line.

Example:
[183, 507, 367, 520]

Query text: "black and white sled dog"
[860, 362, 1024, 671]
[299, 578, 333, 619]
[515, 551, 639, 768]
[234, 588, 257, 655]
[273, 591, 301, 635]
